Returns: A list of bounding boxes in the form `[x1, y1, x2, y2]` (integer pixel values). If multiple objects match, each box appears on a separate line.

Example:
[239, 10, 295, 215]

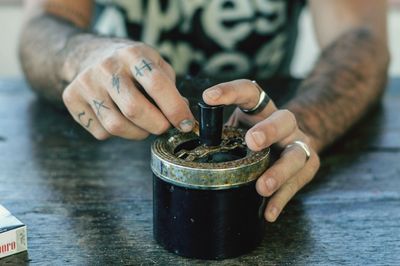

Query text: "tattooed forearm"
[134, 59, 153, 77]
[19, 14, 127, 105]
[285, 28, 389, 152]
[93, 100, 110, 116]
[19, 14, 83, 105]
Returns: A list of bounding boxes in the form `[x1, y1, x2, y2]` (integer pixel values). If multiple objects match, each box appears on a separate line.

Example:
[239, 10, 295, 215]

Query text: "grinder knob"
[198, 102, 223, 146]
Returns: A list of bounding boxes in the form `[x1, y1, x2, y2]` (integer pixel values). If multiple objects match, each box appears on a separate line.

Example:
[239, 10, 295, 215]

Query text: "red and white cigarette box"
[0, 205, 28, 259]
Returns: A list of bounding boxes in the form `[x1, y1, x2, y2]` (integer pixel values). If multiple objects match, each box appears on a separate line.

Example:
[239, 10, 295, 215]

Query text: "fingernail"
[205, 88, 222, 100]
[179, 119, 194, 132]
[251, 131, 265, 147]
[265, 178, 277, 192]
[268, 207, 278, 222]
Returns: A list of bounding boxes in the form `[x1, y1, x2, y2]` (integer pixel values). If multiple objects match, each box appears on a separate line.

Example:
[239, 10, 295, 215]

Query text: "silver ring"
[285, 140, 311, 161]
[240, 80, 270, 115]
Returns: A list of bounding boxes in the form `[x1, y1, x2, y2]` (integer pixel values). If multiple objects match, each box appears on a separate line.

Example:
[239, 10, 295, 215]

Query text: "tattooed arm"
[202, 0, 389, 222]
[19, 0, 194, 140]
[19, 0, 93, 104]
[286, 0, 390, 152]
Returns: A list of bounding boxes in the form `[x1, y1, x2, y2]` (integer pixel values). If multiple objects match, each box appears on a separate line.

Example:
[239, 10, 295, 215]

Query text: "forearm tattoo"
[285, 28, 389, 151]
[93, 100, 110, 116]
[112, 74, 121, 94]
[134, 59, 153, 77]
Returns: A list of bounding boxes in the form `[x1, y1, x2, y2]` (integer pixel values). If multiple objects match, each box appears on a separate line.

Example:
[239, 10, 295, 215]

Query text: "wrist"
[58, 33, 95, 83]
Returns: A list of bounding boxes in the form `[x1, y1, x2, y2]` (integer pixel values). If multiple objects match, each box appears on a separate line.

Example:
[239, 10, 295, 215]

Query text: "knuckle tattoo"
[77, 111, 94, 129]
[84, 118, 94, 128]
[133, 59, 153, 77]
[111, 73, 121, 94]
[93, 99, 110, 116]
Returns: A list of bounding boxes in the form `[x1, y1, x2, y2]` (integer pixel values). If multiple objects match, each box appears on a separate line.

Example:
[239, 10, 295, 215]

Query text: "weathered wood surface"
[0, 78, 399, 265]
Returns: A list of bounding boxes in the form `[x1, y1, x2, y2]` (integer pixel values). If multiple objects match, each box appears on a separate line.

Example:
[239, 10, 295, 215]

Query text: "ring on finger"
[240, 80, 271, 115]
[285, 140, 311, 161]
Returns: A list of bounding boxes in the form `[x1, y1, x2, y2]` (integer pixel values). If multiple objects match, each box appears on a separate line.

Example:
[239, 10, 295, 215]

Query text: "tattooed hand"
[203, 79, 320, 222]
[62, 41, 194, 140]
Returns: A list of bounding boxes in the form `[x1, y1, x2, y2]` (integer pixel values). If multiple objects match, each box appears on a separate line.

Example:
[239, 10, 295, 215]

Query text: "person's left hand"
[203, 79, 320, 222]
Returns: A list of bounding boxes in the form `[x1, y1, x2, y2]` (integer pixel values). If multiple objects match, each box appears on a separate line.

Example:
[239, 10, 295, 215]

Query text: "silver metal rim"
[151, 127, 270, 189]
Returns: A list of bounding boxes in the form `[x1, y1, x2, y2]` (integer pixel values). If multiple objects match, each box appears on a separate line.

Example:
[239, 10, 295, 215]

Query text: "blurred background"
[0, 0, 399, 78]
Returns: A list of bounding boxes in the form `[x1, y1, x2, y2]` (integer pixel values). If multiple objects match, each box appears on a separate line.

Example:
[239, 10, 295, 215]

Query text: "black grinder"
[151, 103, 270, 259]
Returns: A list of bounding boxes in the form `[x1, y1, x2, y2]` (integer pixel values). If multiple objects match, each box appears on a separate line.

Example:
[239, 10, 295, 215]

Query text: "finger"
[278, 129, 319, 153]
[225, 107, 267, 128]
[202, 79, 277, 121]
[127, 55, 194, 132]
[245, 109, 297, 151]
[159, 58, 176, 83]
[76, 75, 150, 140]
[225, 108, 241, 127]
[89, 97, 150, 140]
[277, 130, 307, 148]
[98, 65, 171, 135]
[62, 86, 110, 140]
[182, 96, 189, 106]
[264, 152, 320, 222]
[255, 144, 308, 197]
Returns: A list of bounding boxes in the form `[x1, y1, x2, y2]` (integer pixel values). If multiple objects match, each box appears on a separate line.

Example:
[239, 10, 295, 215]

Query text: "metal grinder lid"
[151, 126, 270, 190]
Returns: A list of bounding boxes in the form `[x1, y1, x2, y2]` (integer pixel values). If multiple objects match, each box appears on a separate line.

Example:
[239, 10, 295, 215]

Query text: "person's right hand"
[62, 41, 194, 140]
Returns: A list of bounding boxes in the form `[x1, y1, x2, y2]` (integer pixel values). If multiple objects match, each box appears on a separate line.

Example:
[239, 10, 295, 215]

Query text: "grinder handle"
[198, 102, 224, 146]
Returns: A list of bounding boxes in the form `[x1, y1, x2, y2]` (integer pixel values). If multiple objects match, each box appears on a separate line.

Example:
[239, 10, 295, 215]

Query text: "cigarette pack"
[0, 205, 28, 259]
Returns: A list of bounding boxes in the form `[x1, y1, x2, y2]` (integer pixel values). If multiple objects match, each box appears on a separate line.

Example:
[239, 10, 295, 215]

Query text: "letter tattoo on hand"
[112, 74, 120, 94]
[78, 111, 85, 121]
[78, 111, 93, 128]
[84, 118, 93, 128]
[134, 59, 153, 77]
[93, 100, 110, 116]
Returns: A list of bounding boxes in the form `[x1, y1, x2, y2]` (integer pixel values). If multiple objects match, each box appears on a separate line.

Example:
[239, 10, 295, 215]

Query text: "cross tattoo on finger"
[134, 59, 153, 77]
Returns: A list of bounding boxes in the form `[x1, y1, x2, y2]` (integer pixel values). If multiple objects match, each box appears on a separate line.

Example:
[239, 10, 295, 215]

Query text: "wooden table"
[0, 78, 399, 265]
